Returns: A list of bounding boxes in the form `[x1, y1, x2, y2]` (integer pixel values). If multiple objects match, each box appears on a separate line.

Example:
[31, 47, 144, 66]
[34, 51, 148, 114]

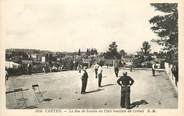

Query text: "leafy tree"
[149, 3, 178, 63]
[133, 41, 152, 68]
[109, 42, 118, 53]
[86, 48, 98, 56]
[104, 42, 121, 59]
[141, 41, 151, 55]
[90, 48, 98, 55]
[119, 49, 127, 58]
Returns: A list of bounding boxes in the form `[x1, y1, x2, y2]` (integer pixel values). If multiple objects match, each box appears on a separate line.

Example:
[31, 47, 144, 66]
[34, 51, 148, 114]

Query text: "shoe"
[121, 105, 125, 108]
[125, 107, 131, 109]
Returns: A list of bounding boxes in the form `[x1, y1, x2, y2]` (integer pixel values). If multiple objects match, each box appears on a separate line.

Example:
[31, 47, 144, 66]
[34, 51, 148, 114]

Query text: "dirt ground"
[6, 67, 178, 109]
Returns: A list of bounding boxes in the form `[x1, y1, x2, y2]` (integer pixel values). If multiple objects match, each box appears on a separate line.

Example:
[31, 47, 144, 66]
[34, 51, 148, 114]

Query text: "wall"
[164, 62, 178, 93]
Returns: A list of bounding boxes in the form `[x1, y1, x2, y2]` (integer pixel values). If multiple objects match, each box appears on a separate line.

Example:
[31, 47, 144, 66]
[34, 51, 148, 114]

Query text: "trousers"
[152, 69, 155, 76]
[95, 69, 98, 78]
[121, 86, 130, 108]
[81, 78, 88, 93]
[98, 74, 102, 87]
[114, 67, 119, 77]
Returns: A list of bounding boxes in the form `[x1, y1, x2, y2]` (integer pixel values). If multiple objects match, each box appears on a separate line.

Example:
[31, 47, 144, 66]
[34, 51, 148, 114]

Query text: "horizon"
[6, 45, 161, 55]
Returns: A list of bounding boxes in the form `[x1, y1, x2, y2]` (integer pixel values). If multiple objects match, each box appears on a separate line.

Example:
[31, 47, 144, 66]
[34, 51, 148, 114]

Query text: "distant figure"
[80, 66, 88, 94]
[152, 63, 157, 76]
[130, 61, 133, 72]
[114, 60, 119, 77]
[117, 72, 134, 109]
[94, 63, 99, 78]
[97, 64, 103, 87]
[106, 64, 109, 68]
[77, 64, 82, 73]
[75, 61, 79, 70]
[171, 63, 178, 86]
[122, 62, 126, 69]
[45, 64, 49, 73]
[28, 64, 32, 75]
[73, 60, 76, 70]
[5, 69, 9, 81]
[42, 66, 45, 73]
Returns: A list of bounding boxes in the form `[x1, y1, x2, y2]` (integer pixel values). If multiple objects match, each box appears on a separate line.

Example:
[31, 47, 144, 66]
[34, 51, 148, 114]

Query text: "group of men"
[80, 63, 103, 94]
[79, 61, 135, 109]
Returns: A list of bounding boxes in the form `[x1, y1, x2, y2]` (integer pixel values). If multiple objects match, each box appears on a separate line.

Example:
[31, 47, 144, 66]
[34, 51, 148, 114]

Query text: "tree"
[109, 42, 118, 52]
[149, 3, 178, 63]
[141, 41, 151, 55]
[104, 42, 121, 59]
[90, 48, 98, 55]
[119, 49, 127, 58]
[133, 41, 152, 68]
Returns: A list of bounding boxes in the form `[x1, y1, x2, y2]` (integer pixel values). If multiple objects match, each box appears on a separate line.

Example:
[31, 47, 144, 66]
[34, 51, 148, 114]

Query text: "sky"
[5, 0, 161, 53]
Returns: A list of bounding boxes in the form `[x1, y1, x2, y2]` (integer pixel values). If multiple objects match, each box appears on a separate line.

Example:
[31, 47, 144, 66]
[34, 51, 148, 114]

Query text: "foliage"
[149, 3, 178, 63]
[86, 48, 98, 56]
[119, 49, 127, 58]
[141, 41, 151, 55]
[104, 42, 121, 59]
[133, 41, 153, 68]
[62, 57, 74, 70]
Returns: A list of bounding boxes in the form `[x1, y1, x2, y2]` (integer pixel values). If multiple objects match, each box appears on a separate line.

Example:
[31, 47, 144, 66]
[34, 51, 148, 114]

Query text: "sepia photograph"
[1, 0, 183, 113]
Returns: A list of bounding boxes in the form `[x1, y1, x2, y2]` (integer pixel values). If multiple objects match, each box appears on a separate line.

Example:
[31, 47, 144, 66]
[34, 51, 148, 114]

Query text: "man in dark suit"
[117, 72, 134, 109]
[80, 66, 88, 94]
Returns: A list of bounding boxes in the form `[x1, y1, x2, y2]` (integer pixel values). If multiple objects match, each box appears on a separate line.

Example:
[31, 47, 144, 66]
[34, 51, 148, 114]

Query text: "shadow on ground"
[43, 98, 53, 102]
[129, 99, 148, 109]
[24, 105, 38, 109]
[101, 84, 115, 87]
[85, 89, 104, 94]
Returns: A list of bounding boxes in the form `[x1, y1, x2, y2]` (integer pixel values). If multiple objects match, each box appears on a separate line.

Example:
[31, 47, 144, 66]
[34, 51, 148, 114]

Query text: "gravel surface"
[6, 67, 178, 109]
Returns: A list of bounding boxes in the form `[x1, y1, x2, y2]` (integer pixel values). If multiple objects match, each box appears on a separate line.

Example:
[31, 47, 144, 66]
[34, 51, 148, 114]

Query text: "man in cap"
[117, 72, 134, 109]
[80, 66, 88, 94]
[94, 62, 99, 78]
[97, 64, 103, 87]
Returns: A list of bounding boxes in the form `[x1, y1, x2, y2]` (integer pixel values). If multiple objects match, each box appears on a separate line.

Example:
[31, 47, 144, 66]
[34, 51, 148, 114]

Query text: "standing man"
[77, 64, 82, 73]
[5, 68, 9, 81]
[80, 66, 88, 94]
[171, 63, 178, 86]
[117, 72, 134, 109]
[28, 63, 32, 75]
[130, 60, 133, 72]
[97, 64, 103, 87]
[94, 62, 99, 78]
[152, 63, 156, 76]
[114, 59, 119, 77]
[73, 60, 76, 70]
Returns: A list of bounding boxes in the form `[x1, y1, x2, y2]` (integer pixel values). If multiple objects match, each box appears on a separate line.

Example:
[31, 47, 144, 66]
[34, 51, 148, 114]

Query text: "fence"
[164, 62, 178, 93]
